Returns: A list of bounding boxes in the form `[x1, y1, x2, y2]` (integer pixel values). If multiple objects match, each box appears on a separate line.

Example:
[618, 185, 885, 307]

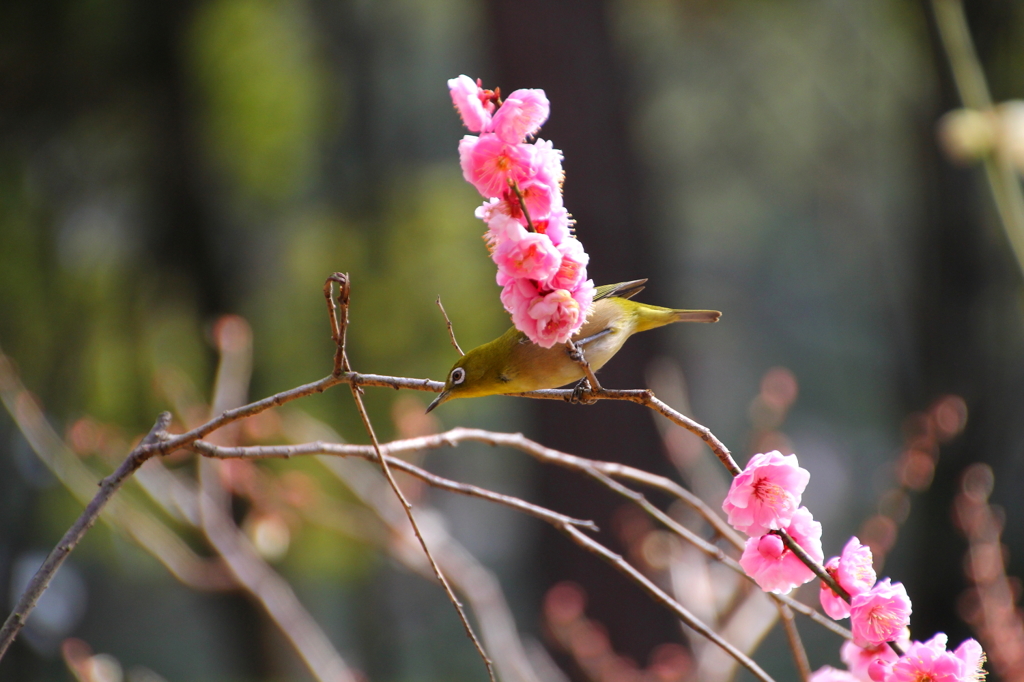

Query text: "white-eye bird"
[426, 279, 720, 412]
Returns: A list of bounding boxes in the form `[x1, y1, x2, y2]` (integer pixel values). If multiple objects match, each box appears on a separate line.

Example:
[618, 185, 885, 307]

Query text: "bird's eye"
[450, 367, 466, 385]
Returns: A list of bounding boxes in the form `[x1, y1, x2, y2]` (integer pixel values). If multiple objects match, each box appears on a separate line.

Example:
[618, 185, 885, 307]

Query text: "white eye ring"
[450, 367, 466, 385]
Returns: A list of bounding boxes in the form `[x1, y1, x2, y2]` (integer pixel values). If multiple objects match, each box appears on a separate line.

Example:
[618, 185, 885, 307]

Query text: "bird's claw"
[568, 378, 597, 404]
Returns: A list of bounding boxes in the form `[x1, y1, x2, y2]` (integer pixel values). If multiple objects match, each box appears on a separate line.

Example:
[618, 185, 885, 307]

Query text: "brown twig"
[507, 179, 535, 232]
[436, 296, 465, 356]
[189, 440, 597, 531]
[200, 315, 358, 682]
[0, 412, 171, 657]
[558, 523, 775, 682]
[0, 353, 231, 591]
[195, 427, 849, 640]
[777, 602, 811, 682]
[333, 278, 496, 682]
[325, 273, 352, 374]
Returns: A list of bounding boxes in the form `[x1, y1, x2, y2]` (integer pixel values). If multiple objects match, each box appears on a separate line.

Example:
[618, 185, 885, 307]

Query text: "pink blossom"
[821, 537, 877, 620]
[841, 634, 907, 682]
[722, 450, 811, 536]
[850, 579, 912, 646]
[505, 175, 562, 222]
[491, 88, 550, 143]
[739, 507, 823, 594]
[821, 557, 851, 619]
[570, 278, 595, 320]
[954, 638, 986, 680]
[459, 134, 536, 198]
[448, 75, 494, 133]
[535, 207, 572, 245]
[477, 199, 528, 252]
[543, 237, 589, 291]
[498, 275, 539, 331]
[531, 138, 564, 189]
[492, 232, 562, 281]
[839, 630, 905, 679]
[887, 634, 965, 682]
[809, 666, 861, 682]
[523, 289, 583, 348]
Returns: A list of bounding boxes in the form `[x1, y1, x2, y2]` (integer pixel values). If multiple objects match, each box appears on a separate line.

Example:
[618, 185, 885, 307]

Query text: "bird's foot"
[568, 378, 598, 405]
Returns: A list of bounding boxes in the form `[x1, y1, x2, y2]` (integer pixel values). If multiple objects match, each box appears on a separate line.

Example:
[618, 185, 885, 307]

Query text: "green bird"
[426, 279, 720, 412]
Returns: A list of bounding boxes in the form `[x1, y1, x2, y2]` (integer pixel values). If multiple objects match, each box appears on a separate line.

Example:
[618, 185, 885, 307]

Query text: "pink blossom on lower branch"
[821, 536, 877, 619]
[739, 506, 823, 593]
[849, 578, 912, 646]
[722, 450, 811, 536]
[887, 633, 987, 682]
[810, 666, 862, 682]
[841, 635, 908, 682]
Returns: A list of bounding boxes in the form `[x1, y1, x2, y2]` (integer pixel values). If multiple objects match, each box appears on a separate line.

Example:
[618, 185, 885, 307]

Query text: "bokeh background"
[2, 0, 1023, 680]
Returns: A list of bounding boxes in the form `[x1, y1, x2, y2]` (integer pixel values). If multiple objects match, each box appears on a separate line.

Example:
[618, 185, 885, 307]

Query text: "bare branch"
[189, 439, 597, 531]
[559, 523, 775, 682]
[0, 411, 171, 657]
[436, 296, 464, 356]
[333, 277, 496, 682]
[198, 319, 358, 682]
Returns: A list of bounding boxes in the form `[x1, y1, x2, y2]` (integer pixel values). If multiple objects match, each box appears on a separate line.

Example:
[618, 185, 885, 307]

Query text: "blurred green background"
[2, 0, 1023, 680]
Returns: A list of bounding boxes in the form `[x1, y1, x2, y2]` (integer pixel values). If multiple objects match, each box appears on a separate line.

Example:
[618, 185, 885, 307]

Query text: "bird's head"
[426, 341, 508, 412]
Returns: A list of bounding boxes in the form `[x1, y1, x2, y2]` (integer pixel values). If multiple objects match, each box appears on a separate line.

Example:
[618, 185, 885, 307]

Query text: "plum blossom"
[522, 289, 583, 348]
[809, 667, 861, 682]
[886, 633, 986, 682]
[490, 88, 550, 143]
[722, 451, 810, 536]
[850, 579, 912, 646]
[459, 134, 536, 198]
[493, 232, 563, 282]
[451, 76, 593, 347]
[739, 507, 823, 594]
[821, 537, 877, 620]
[544, 237, 589, 291]
[448, 75, 495, 133]
[842, 635, 907, 682]
[535, 207, 572, 245]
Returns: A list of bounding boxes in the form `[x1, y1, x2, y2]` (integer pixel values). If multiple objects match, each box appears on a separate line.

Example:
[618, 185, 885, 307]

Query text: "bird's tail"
[671, 309, 721, 324]
[632, 305, 721, 332]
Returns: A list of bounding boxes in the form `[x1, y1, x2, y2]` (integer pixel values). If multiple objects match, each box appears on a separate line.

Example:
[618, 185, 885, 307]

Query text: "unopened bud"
[937, 108, 997, 163]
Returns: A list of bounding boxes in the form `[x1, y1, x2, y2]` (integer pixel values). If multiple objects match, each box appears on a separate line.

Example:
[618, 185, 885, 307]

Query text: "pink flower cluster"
[449, 75, 594, 348]
[722, 450, 987, 681]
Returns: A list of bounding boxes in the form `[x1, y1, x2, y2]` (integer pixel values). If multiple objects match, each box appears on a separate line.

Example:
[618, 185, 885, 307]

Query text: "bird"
[426, 279, 720, 412]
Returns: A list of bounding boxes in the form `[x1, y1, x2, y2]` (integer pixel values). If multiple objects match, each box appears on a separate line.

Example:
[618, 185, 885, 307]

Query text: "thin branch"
[508, 178, 535, 232]
[324, 273, 352, 374]
[347, 382, 496, 682]
[189, 439, 597, 531]
[198, 322, 357, 682]
[332, 276, 495, 682]
[0, 353, 231, 591]
[777, 602, 811, 682]
[558, 523, 775, 682]
[192, 427, 850, 639]
[436, 296, 464, 356]
[0, 412, 171, 658]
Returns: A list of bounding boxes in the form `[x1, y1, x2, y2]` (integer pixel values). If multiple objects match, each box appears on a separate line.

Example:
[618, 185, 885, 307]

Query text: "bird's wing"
[594, 279, 648, 301]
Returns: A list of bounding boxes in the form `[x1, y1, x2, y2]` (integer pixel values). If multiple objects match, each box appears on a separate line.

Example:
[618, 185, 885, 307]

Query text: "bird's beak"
[425, 390, 449, 414]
